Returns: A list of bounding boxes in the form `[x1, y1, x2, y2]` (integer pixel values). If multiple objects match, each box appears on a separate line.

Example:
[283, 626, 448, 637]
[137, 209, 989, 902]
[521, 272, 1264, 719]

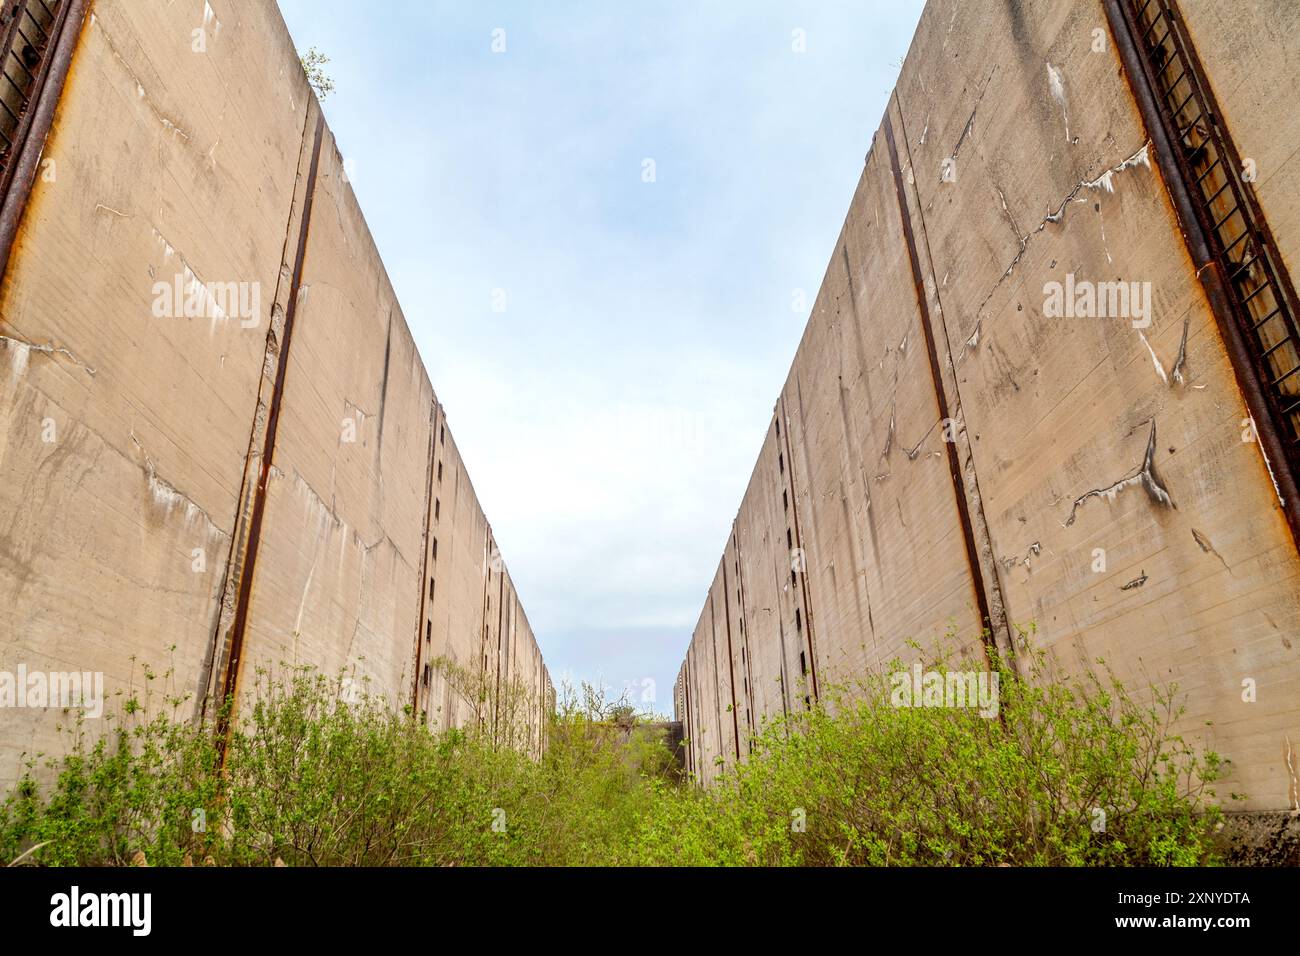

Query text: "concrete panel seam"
[207, 108, 326, 743]
[889, 92, 1016, 663]
[882, 108, 1002, 666]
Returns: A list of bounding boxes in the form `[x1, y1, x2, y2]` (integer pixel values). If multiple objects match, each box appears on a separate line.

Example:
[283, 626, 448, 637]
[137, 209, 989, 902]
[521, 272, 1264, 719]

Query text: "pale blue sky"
[275, 0, 925, 715]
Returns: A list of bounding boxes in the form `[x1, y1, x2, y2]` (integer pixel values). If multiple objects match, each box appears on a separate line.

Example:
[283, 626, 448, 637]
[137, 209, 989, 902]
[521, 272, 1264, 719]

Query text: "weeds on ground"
[1, 637, 1227, 866]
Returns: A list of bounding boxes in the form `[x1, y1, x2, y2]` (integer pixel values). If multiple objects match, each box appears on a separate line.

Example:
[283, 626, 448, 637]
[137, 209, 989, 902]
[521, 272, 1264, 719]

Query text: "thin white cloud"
[277, 0, 925, 710]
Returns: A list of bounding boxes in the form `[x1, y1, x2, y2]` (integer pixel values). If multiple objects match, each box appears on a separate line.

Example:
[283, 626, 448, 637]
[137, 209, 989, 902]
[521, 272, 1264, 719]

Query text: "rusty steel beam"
[214, 110, 327, 745]
[882, 110, 1000, 663]
[1105, 0, 1300, 554]
[778, 393, 821, 700]
[731, 524, 757, 749]
[0, 0, 88, 283]
[410, 401, 440, 716]
[682, 656, 694, 778]
[719, 558, 741, 761]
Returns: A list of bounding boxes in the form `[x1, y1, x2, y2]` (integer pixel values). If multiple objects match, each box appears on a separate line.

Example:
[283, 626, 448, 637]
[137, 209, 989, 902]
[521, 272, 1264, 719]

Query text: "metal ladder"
[0, 0, 65, 183]
[1124, 0, 1300, 461]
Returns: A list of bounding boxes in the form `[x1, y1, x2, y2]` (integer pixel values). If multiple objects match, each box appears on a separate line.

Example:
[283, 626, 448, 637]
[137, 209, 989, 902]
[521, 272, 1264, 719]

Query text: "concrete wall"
[0, 0, 549, 789]
[677, 0, 1300, 813]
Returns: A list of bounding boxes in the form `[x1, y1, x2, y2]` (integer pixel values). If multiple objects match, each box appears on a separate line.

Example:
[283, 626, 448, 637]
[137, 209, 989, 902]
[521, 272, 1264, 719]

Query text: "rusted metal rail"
[0, 0, 87, 282]
[1107, 0, 1300, 552]
[883, 109, 1001, 662]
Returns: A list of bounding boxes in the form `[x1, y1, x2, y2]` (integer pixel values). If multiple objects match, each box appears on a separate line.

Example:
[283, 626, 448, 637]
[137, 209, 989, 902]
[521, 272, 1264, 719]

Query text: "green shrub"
[628, 642, 1228, 866]
[1, 638, 1227, 866]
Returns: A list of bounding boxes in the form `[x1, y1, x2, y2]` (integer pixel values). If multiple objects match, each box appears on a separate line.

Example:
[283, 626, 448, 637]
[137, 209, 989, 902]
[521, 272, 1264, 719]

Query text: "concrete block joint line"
[882, 106, 1007, 668]
[209, 108, 328, 747]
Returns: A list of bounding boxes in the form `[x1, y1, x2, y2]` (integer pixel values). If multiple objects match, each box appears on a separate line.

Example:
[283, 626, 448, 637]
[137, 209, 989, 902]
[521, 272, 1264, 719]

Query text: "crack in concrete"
[971, 142, 1153, 327]
[1001, 540, 1042, 571]
[1138, 316, 1190, 388]
[0, 333, 97, 375]
[91, 13, 192, 142]
[904, 419, 943, 461]
[946, 66, 996, 169]
[1286, 734, 1299, 812]
[149, 227, 236, 334]
[1064, 419, 1176, 526]
[1191, 527, 1231, 571]
[128, 430, 228, 533]
[1138, 330, 1169, 385]
[1171, 316, 1190, 386]
[880, 400, 895, 464]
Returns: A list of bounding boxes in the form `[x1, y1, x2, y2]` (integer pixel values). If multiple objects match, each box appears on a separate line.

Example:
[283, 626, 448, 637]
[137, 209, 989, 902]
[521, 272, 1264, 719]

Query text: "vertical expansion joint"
[682, 657, 694, 780]
[882, 110, 999, 661]
[731, 527, 756, 746]
[0, 0, 88, 281]
[410, 402, 440, 715]
[720, 559, 742, 761]
[215, 109, 327, 746]
[493, 570, 505, 741]
[778, 394, 820, 700]
[706, 592, 724, 775]
[1106, 0, 1300, 552]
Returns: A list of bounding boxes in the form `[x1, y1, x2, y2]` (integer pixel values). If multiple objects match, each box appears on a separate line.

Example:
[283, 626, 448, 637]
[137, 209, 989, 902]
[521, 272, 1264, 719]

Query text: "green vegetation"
[298, 46, 334, 100]
[0, 641, 1228, 867]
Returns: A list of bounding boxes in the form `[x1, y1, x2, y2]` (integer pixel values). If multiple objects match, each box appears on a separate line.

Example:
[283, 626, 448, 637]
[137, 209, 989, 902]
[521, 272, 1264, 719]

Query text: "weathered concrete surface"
[0, 0, 306, 782]
[732, 424, 798, 737]
[412, 413, 551, 754]
[233, 130, 435, 710]
[678, 0, 1300, 814]
[0, 0, 549, 789]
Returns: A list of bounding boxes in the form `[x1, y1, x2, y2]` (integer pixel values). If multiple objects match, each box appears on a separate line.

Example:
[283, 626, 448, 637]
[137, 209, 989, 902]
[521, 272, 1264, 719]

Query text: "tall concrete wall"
[0, 0, 550, 788]
[677, 0, 1300, 811]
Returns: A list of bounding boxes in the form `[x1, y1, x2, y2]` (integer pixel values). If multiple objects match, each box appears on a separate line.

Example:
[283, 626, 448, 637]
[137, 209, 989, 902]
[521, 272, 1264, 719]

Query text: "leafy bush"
[0, 639, 1227, 866]
[627, 642, 1228, 866]
[0, 662, 665, 867]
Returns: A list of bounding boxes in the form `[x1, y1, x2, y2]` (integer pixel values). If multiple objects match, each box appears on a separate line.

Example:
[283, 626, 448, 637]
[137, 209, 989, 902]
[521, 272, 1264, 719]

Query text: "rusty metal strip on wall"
[1106, 0, 1300, 554]
[731, 524, 757, 752]
[706, 591, 723, 771]
[410, 401, 440, 715]
[477, 527, 492, 730]
[492, 562, 501, 736]
[682, 657, 694, 778]
[882, 109, 1001, 663]
[777, 394, 820, 700]
[719, 557, 741, 760]
[0, 0, 89, 282]
[889, 92, 1015, 665]
[203, 108, 326, 738]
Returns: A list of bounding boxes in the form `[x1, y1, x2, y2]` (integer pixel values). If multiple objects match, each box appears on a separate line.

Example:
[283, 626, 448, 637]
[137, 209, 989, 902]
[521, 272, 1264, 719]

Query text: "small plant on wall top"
[299, 46, 334, 99]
